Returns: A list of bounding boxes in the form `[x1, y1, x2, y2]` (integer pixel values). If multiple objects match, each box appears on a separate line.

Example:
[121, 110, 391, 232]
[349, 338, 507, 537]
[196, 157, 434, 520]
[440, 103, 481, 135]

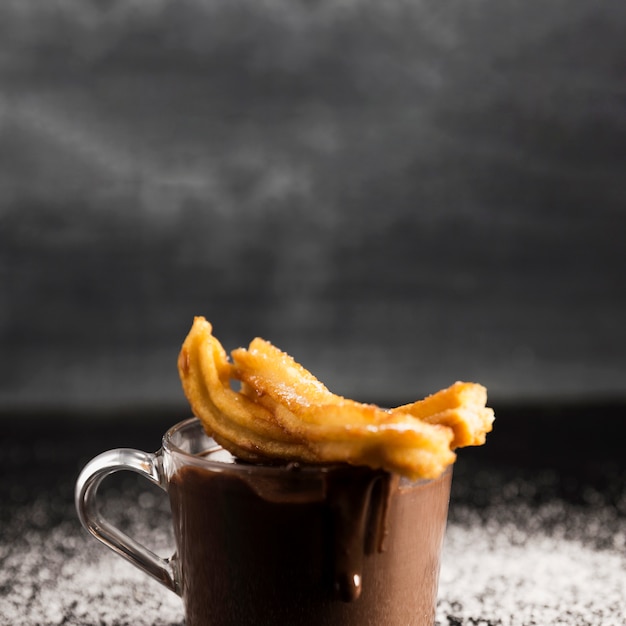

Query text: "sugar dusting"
[437, 499, 626, 626]
[1, 481, 624, 625]
[0, 493, 184, 626]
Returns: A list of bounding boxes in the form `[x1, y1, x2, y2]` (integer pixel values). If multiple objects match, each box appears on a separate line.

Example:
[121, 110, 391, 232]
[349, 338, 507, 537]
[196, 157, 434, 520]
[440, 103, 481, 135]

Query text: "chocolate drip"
[366, 472, 400, 554]
[328, 468, 394, 602]
[191, 456, 397, 603]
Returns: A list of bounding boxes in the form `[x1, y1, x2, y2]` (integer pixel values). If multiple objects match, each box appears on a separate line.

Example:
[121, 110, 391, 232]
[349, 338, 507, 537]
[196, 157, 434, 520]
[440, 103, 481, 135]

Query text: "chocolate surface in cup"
[169, 448, 451, 626]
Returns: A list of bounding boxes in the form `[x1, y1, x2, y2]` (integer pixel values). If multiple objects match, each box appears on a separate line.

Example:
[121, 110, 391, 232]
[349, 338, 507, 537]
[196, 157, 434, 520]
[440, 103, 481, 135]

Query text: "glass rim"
[163, 417, 345, 477]
[162, 416, 452, 483]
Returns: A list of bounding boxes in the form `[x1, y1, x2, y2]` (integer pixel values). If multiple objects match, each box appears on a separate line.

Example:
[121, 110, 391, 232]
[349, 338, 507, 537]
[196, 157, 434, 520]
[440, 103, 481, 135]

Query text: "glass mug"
[75, 417, 452, 626]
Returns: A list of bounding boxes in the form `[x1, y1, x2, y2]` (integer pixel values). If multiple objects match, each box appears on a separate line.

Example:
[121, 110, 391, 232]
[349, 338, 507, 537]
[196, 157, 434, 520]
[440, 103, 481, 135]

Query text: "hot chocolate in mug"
[76, 417, 452, 626]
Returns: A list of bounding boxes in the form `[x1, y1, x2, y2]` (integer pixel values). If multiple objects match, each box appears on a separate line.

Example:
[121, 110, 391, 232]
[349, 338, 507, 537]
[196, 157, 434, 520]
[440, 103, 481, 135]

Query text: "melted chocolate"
[169, 457, 451, 626]
[327, 468, 392, 602]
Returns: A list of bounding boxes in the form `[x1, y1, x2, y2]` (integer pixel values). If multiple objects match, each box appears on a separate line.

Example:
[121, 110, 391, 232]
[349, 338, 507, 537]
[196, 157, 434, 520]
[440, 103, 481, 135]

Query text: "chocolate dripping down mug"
[76, 417, 452, 626]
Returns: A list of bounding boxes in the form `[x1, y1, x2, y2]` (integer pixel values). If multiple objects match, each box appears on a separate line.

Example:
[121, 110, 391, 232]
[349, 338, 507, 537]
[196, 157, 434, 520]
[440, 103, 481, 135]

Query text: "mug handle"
[75, 448, 180, 595]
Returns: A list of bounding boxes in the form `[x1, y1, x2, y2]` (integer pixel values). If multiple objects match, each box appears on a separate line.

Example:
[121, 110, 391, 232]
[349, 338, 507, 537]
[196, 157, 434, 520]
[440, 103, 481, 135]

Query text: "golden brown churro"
[178, 317, 494, 480]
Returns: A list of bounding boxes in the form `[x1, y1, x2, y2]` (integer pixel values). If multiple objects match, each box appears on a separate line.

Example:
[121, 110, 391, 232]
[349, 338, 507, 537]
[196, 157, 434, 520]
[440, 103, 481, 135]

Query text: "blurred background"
[1, 0, 625, 412]
[2, 4, 626, 625]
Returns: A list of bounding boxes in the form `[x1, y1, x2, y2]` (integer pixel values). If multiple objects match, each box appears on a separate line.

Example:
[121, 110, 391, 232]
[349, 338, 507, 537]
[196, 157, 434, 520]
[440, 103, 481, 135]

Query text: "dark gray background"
[1, 0, 625, 411]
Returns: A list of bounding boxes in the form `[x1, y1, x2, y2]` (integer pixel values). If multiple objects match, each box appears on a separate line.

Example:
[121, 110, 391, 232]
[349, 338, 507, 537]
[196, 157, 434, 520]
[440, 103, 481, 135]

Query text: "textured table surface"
[1, 405, 624, 626]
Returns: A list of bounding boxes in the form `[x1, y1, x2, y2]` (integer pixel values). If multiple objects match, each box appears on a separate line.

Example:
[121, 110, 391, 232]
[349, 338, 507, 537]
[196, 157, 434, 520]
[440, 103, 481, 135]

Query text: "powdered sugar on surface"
[437, 501, 626, 626]
[1, 481, 624, 625]
[0, 493, 184, 626]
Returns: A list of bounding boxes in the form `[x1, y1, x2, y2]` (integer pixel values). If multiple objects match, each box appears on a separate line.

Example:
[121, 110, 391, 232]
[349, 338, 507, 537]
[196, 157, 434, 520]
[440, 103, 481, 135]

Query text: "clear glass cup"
[76, 417, 452, 626]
